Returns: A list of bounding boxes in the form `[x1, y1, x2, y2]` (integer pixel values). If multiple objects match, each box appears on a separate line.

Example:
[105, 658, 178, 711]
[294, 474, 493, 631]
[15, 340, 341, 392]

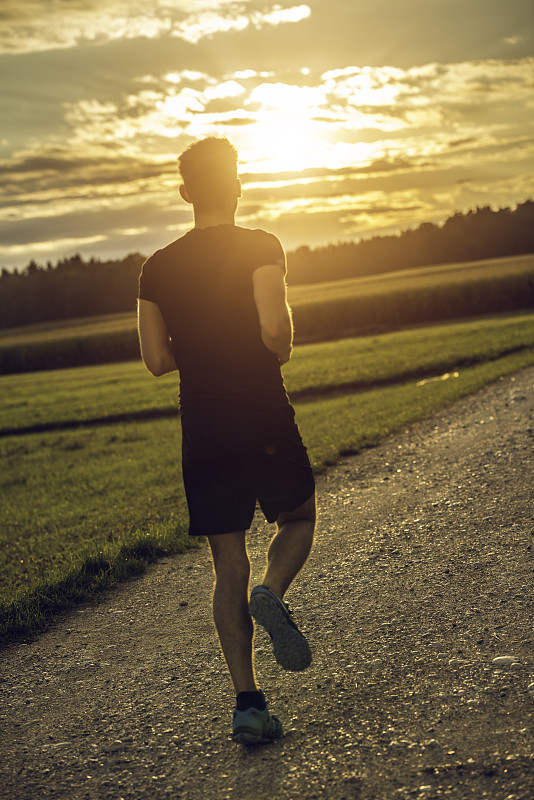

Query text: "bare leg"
[261, 494, 316, 599]
[207, 531, 258, 695]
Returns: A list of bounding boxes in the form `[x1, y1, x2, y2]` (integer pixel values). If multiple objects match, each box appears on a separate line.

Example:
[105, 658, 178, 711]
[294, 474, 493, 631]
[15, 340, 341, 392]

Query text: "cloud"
[217, 116, 257, 126]
[261, 5, 311, 25]
[0, 0, 172, 54]
[0, 148, 178, 230]
[503, 36, 524, 46]
[248, 81, 324, 110]
[0, 1, 312, 54]
[449, 138, 478, 148]
[0, 189, 190, 247]
[240, 158, 414, 187]
[1, 234, 108, 258]
[321, 59, 534, 128]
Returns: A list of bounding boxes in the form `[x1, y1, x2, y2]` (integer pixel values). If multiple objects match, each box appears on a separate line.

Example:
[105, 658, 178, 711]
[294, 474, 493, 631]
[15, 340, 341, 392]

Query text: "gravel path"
[1, 368, 533, 800]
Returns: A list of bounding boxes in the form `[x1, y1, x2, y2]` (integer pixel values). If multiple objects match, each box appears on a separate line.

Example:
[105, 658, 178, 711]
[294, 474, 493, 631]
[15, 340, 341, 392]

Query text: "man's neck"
[193, 209, 236, 229]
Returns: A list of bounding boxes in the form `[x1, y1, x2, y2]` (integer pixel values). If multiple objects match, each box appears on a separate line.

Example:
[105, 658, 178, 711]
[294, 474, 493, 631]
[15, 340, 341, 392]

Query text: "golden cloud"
[0, 1, 312, 54]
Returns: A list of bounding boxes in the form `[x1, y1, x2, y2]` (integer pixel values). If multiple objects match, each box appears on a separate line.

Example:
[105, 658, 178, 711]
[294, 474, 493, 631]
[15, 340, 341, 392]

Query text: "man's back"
[139, 224, 287, 402]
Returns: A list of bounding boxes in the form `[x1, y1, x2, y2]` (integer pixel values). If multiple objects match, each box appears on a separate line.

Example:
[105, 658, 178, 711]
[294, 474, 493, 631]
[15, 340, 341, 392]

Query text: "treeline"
[287, 200, 534, 284]
[0, 253, 145, 330]
[1, 201, 533, 330]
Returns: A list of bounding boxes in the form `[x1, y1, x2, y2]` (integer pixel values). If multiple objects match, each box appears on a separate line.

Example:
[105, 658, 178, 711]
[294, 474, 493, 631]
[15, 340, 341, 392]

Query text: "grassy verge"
[3, 521, 198, 642]
[2, 311, 534, 434]
[1, 419, 190, 603]
[297, 348, 534, 469]
[2, 346, 534, 642]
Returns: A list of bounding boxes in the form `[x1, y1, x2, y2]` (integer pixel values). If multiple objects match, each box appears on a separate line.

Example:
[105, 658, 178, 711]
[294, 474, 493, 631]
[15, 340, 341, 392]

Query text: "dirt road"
[1, 367, 533, 800]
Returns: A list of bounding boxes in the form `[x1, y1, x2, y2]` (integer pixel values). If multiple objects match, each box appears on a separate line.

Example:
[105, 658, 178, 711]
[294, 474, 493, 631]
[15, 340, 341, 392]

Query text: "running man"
[137, 137, 316, 745]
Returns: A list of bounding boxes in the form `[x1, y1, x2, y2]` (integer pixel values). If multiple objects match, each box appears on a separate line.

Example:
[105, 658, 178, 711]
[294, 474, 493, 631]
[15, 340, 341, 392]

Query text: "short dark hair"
[178, 137, 238, 211]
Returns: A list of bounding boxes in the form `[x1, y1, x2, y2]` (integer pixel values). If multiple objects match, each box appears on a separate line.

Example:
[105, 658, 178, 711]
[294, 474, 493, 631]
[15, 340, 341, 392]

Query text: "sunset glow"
[1, 1, 533, 268]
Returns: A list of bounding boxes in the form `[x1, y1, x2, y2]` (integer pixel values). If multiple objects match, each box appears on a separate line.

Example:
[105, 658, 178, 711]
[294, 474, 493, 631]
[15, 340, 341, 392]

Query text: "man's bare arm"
[252, 264, 293, 365]
[137, 299, 178, 376]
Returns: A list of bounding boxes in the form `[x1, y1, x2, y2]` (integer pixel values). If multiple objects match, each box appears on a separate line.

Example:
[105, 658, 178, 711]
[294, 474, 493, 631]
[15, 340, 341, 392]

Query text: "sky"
[1, 0, 533, 270]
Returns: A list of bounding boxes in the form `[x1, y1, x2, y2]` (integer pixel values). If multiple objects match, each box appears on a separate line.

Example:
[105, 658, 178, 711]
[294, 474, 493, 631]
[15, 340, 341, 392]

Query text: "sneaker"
[232, 693, 283, 745]
[249, 585, 312, 671]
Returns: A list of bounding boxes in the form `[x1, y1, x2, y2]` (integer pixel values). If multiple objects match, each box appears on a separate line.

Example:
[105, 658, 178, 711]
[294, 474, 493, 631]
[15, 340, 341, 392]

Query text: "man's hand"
[252, 264, 293, 365]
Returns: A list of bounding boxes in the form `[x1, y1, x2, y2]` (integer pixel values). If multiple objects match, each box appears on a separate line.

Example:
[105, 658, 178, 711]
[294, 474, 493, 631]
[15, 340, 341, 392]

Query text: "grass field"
[0, 311, 135, 344]
[1, 253, 533, 374]
[2, 311, 534, 433]
[2, 309, 534, 641]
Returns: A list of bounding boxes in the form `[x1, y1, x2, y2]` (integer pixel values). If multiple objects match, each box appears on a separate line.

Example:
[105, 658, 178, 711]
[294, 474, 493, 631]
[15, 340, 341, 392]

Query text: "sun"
[238, 83, 327, 174]
[242, 111, 326, 174]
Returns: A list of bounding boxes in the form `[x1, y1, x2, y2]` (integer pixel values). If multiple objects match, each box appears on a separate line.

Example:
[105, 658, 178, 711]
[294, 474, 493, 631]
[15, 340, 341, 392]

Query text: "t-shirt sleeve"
[138, 255, 158, 303]
[253, 232, 286, 276]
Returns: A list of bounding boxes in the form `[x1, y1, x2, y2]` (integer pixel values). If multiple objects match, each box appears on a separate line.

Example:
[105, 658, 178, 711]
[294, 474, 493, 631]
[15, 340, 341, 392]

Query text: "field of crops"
[289, 252, 534, 305]
[1, 253, 533, 373]
[2, 309, 534, 640]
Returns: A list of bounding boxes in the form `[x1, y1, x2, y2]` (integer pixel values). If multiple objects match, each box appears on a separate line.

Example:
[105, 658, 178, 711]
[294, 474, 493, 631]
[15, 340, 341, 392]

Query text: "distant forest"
[1, 200, 533, 330]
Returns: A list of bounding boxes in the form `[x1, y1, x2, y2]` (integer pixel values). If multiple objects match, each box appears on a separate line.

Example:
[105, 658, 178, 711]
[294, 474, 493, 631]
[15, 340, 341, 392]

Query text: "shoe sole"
[232, 711, 283, 745]
[232, 727, 280, 745]
[249, 590, 311, 671]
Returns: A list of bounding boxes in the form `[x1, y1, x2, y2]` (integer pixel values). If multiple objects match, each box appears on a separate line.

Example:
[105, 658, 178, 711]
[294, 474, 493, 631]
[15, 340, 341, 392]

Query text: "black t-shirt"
[138, 224, 288, 405]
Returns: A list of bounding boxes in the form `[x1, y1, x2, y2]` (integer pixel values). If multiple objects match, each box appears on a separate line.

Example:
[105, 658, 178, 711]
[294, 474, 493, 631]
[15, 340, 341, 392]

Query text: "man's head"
[178, 137, 240, 214]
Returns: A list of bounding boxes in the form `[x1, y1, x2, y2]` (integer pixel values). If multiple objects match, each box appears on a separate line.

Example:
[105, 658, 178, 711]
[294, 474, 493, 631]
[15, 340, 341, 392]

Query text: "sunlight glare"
[241, 83, 328, 173]
[242, 112, 325, 173]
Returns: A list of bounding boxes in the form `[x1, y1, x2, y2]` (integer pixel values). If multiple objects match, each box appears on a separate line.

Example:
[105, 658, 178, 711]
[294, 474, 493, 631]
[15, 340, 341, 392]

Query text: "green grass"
[298, 348, 534, 468]
[5, 523, 197, 643]
[2, 311, 534, 433]
[1, 419, 188, 585]
[0, 418, 195, 639]
[288, 311, 534, 396]
[0, 311, 138, 344]
[0, 361, 179, 433]
[2, 335, 534, 641]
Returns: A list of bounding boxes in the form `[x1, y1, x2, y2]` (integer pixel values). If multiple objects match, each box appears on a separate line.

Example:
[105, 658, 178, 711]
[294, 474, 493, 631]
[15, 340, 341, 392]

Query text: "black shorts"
[181, 401, 315, 536]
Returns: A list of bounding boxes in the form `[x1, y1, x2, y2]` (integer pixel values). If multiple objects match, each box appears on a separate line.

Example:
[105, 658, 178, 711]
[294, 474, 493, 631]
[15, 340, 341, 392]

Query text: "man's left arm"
[252, 264, 293, 365]
[137, 299, 177, 376]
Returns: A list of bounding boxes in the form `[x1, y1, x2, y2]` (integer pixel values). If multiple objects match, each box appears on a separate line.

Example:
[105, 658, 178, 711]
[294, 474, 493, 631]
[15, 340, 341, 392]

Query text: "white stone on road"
[492, 656, 519, 667]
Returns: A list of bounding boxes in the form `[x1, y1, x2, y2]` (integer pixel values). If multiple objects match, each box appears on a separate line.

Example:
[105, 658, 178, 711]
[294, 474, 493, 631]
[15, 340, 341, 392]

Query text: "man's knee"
[277, 493, 316, 527]
[208, 532, 250, 582]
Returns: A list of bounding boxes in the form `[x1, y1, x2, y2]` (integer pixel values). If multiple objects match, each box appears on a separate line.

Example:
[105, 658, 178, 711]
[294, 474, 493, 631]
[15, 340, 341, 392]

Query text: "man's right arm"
[137, 299, 178, 376]
[252, 264, 293, 365]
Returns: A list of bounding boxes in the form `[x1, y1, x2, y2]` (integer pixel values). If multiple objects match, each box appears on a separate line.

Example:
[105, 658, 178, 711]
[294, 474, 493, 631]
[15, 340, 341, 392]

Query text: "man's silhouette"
[138, 137, 316, 744]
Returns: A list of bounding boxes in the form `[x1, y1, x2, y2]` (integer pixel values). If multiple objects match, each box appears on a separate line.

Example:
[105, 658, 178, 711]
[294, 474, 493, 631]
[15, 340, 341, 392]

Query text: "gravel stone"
[492, 656, 520, 667]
